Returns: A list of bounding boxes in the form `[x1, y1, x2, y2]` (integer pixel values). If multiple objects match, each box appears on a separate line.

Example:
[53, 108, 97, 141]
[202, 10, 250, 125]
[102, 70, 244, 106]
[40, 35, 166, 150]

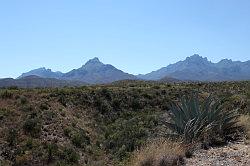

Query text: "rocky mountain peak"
[186, 54, 208, 62]
[85, 57, 102, 65]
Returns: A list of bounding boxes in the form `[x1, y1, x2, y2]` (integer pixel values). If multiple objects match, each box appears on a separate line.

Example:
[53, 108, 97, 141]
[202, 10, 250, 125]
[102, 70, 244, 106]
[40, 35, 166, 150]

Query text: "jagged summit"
[84, 57, 103, 66]
[187, 54, 203, 59]
[186, 54, 209, 62]
[63, 57, 137, 84]
[82, 57, 104, 69]
[218, 59, 233, 64]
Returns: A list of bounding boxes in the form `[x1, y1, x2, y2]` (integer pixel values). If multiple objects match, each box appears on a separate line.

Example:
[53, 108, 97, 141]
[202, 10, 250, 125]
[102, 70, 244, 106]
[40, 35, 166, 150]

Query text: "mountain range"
[138, 54, 250, 81]
[1, 55, 249, 88]
[17, 58, 136, 84]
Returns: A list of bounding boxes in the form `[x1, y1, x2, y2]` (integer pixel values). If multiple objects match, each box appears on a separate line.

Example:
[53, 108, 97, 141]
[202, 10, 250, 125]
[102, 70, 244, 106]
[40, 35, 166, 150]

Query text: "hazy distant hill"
[0, 76, 86, 88]
[18, 67, 63, 79]
[138, 54, 250, 81]
[62, 57, 137, 84]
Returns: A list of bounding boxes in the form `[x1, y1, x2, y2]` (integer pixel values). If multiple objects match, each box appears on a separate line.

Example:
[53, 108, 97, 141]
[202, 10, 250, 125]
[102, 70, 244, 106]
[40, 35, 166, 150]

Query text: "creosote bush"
[167, 94, 240, 145]
[23, 115, 42, 137]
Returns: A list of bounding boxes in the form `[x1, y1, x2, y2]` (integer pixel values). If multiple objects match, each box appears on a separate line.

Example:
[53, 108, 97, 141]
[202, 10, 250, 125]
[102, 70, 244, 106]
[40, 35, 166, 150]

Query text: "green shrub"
[131, 98, 143, 109]
[46, 143, 58, 163]
[63, 127, 72, 137]
[60, 147, 79, 163]
[247, 90, 250, 98]
[0, 108, 9, 120]
[40, 103, 49, 110]
[23, 117, 42, 137]
[95, 99, 112, 114]
[19, 105, 33, 112]
[72, 130, 90, 148]
[100, 88, 112, 100]
[166, 94, 240, 144]
[104, 112, 158, 160]
[25, 138, 33, 149]
[7, 128, 18, 146]
[112, 98, 121, 110]
[0, 90, 13, 99]
[58, 95, 67, 107]
[20, 96, 28, 105]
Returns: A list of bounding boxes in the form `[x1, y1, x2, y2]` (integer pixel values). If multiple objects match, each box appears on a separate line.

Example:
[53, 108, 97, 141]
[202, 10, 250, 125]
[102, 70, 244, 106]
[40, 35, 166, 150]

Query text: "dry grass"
[129, 139, 186, 166]
[238, 115, 250, 144]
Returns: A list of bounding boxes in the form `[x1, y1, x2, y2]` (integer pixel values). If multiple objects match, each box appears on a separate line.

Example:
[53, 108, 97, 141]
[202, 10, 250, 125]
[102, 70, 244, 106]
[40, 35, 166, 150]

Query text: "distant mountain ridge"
[62, 57, 137, 84]
[14, 55, 250, 87]
[18, 67, 63, 79]
[18, 57, 137, 84]
[138, 54, 250, 81]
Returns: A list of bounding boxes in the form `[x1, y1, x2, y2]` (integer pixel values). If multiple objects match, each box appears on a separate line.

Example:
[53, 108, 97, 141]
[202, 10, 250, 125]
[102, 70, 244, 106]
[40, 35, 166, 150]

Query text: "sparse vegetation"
[0, 81, 249, 165]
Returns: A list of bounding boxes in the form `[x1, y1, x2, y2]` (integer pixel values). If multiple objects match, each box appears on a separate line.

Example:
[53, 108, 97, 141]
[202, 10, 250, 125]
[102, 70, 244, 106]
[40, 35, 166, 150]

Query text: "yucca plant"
[166, 94, 239, 144]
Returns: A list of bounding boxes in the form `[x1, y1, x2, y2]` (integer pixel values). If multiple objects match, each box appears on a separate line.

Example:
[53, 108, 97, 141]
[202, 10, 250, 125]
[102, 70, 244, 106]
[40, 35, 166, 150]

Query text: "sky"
[0, 0, 250, 78]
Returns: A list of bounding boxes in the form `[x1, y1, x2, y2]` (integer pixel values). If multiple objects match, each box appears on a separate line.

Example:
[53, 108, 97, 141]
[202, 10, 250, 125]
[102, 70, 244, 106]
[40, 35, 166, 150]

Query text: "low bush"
[7, 128, 18, 146]
[104, 112, 158, 160]
[40, 103, 49, 110]
[46, 142, 58, 163]
[19, 105, 33, 112]
[63, 127, 72, 137]
[20, 96, 28, 105]
[23, 116, 42, 137]
[0, 90, 13, 99]
[60, 147, 79, 164]
[0, 108, 10, 120]
[95, 98, 112, 114]
[25, 138, 33, 149]
[58, 95, 67, 107]
[72, 129, 90, 148]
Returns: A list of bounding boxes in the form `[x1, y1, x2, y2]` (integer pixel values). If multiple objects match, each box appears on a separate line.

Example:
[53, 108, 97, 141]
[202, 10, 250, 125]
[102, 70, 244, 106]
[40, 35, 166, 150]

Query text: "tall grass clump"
[166, 94, 240, 145]
[130, 139, 185, 166]
[238, 114, 250, 144]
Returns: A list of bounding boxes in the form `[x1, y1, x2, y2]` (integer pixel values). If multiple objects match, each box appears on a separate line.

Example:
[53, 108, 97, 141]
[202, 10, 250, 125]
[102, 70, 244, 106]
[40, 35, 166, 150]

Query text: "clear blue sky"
[0, 0, 250, 78]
